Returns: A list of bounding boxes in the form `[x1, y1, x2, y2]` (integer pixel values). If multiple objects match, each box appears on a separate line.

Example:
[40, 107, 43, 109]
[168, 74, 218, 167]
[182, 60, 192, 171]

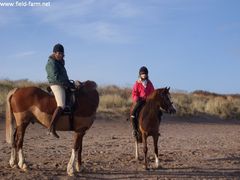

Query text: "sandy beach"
[0, 114, 240, 179]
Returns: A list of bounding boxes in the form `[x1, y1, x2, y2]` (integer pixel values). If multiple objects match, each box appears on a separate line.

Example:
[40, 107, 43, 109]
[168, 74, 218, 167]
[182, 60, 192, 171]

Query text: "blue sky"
[0, 0, 240, 93]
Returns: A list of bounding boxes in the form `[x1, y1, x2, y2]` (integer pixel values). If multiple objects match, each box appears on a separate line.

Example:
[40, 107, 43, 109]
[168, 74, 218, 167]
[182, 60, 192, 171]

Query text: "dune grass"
[0, 79, 240, 120]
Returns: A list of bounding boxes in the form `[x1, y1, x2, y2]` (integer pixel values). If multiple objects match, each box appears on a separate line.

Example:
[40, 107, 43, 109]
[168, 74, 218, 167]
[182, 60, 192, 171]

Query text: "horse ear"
[167, 87, 170, 91]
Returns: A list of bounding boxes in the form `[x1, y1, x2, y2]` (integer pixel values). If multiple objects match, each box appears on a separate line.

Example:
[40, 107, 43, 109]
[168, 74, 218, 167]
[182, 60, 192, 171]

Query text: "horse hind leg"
[15, 122, 29, 171]
[9, 129, 17, 168]
[153, 135, 160, 168]
[142, 133, 149, 170]
[135, 141, 139, 160]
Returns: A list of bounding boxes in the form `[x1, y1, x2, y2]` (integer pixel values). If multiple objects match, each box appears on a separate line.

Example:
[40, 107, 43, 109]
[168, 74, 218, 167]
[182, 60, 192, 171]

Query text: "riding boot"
[131, 116, 139, 139]
[49, 106, 63, 138]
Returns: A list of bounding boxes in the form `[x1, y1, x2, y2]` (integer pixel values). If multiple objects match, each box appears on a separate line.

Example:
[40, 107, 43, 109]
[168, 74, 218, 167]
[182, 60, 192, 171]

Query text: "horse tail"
[6, 88, 18, 144]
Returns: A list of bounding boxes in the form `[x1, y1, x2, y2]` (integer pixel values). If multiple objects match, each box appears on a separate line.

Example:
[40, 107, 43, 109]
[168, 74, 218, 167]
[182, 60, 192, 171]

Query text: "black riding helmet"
[139, 66, 148, 75]
[53, 43, 64, 53]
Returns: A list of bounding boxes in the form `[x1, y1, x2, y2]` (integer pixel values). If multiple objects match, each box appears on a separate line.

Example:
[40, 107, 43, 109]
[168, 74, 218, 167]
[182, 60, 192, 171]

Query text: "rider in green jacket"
[45, 43, 70, 138]
[46, 56, 70, 87]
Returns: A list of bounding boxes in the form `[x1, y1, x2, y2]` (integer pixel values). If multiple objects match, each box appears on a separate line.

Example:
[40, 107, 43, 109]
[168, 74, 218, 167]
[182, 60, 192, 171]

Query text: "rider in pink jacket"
[132, 76, 154, 103]
[131, 66, 154, 138]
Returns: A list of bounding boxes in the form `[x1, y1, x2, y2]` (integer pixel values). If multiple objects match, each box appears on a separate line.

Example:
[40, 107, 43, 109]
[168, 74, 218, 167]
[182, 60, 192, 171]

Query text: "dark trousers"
[131, 100, 145, 118]
[131, 100, 145, 133]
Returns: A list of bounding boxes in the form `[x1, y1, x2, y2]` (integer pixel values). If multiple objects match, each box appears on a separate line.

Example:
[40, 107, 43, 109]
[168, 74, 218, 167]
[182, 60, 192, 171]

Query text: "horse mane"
[142, 88, 168, 118]
[142, 90, 161, 118]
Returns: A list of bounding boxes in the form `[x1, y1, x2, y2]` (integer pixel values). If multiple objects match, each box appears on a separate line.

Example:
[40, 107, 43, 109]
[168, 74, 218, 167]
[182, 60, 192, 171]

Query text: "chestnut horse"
[5, 81, 99, 176]
[132, 87, 176, 170]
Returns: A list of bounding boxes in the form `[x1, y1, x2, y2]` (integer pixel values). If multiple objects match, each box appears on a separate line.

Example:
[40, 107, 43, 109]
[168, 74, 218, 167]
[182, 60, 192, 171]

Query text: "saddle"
[46, 80, 84, 130]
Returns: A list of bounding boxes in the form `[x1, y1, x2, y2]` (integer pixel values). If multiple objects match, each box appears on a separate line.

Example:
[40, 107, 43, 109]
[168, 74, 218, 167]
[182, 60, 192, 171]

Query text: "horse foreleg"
[67, 132, 85, 176]
[16, 123, 28, 171]
[76, 133, 84, 173]
[142, 133, 148, 170]
[135, 141, 139, 160]
[67, 149, 77, 176]
[75, 131, 85, 172]
[153, 135, 160, 168]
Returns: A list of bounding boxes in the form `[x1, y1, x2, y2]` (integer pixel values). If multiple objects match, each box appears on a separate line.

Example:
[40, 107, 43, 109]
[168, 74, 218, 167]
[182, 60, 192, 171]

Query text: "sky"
[0, 0, 240, 94]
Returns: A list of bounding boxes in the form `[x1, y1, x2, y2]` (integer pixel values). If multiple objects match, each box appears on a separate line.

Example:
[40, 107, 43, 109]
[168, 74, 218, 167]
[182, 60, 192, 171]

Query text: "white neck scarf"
[142, 80, 147, 88]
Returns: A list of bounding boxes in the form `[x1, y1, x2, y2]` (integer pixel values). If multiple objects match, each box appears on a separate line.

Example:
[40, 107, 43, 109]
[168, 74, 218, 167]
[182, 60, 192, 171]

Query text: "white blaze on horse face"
[67, 149, 76, 176]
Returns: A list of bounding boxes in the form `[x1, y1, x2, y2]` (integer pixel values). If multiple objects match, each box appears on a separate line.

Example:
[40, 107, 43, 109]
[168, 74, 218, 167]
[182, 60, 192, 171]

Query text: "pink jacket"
[132, 79, 155, 102]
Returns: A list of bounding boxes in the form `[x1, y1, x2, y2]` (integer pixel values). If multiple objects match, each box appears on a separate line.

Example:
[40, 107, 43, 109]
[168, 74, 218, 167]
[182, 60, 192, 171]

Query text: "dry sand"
[0, 114, 240, 179]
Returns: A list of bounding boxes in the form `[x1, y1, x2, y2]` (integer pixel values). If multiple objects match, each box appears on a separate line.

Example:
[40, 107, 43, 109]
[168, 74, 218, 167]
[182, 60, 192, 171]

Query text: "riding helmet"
[139, 66, 148, 75]
[53, 43, 64, 53]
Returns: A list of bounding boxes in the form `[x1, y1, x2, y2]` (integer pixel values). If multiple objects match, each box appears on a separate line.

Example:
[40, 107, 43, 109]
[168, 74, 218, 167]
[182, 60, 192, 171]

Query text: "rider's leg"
[49, 85, 66, 138]
[131, 99, 144, 118]
[131, 100, 145, 138]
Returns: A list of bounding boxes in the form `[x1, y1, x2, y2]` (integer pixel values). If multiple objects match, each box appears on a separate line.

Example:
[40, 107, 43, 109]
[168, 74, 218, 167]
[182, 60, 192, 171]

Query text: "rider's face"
[140, 73, 147, 80]
[54, 52, 64, 60]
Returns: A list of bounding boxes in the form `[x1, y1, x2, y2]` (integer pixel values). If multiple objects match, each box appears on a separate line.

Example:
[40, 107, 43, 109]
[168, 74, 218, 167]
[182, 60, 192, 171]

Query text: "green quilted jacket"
[45, 56, 70, 86]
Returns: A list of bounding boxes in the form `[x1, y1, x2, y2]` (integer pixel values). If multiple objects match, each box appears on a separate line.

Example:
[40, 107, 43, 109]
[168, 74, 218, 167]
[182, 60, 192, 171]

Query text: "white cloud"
[60, 21, 131, 43]
[8, 51, 36, 59]
[111, 2, 140, 18]
[33, 0, 96, 23]
[31, 0, 140, 43]
[0, 9, 19, 27]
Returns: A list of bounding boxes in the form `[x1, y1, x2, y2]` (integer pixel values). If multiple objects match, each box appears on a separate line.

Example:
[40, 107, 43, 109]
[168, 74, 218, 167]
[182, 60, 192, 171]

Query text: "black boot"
[49, 107, 63, 138]
[131, 116, 139, 139]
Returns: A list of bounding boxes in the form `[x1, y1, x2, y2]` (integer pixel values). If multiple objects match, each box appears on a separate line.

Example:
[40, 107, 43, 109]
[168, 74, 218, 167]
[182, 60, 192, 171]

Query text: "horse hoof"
[75, 163, 84, 172]
[68, 173, 74, 176]
[9, 159, 17, 167]
[67, 167, 75, 176]
[22, 164, 28, 171]
[19, 163, 28, 171]
[10, 163, 17, 168]
[67, 171, 75, 177]
[143, 165, 149, 170]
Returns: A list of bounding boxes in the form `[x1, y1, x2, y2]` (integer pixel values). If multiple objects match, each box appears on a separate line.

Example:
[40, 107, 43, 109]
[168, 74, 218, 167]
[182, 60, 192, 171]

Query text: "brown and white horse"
[5, 81, 99, 176]
[132, 87, 176, 170]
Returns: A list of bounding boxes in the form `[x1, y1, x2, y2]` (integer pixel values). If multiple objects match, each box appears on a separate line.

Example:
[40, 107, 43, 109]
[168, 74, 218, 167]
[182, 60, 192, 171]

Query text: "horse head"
[74, 80, 97, 92]
[154, 87, 176, 114]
